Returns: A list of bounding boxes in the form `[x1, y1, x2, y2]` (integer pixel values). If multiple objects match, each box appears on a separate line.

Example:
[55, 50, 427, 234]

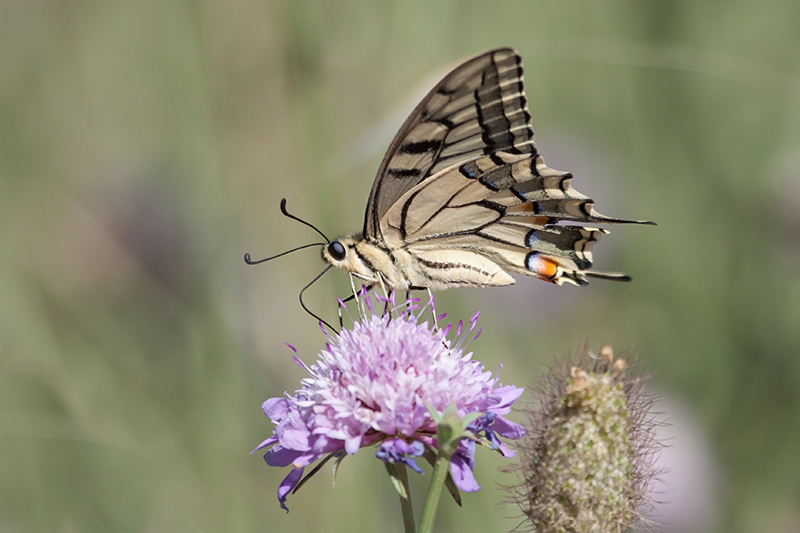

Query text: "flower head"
[253, 293, 525, 511]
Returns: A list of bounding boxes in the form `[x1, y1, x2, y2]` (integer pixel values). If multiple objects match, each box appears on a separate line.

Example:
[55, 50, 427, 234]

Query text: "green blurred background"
[2, 1, 799, 531]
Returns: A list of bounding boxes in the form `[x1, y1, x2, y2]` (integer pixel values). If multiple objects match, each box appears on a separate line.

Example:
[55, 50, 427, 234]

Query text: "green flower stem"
[396, 464, 416, 533]
[418, 452, 450, 533]
[385, 462, 416, 533]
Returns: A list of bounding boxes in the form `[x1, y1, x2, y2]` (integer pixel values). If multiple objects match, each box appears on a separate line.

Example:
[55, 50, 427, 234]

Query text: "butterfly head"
[321, 233, 375, 280]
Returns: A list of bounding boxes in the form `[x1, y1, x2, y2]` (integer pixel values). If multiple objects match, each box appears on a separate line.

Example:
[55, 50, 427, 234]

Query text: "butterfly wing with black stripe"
[366, 48, 653, 287]
[363, 48, 535, 240]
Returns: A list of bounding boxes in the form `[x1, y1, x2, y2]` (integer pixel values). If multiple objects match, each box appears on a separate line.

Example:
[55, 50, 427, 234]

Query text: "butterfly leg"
[375, 273, 391, 316]
[427, 287, 439, 330]
[348, 273, 365, 309]
[376, 273, 389, 298]
[347, 274, 381, 320]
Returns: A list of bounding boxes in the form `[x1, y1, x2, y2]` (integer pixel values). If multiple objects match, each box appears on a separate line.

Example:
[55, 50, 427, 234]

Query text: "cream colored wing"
[320, 47, 652, 291]
[363, 48, 534, 240]
[381, 150, 654, 287]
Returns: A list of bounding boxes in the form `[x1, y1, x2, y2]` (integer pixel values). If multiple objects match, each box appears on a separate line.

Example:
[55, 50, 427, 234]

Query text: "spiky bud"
[510, 346, 660, 532]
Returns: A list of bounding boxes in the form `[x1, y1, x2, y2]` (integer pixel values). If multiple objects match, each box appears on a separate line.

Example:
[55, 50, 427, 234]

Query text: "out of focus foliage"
[2, 1, 799, 532]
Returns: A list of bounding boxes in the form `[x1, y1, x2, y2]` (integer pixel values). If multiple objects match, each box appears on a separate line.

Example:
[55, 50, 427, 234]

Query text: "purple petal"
[264, 445, 305, 467]
[404, 457, 423, 474]
[497, 441, 516, 458]
[277, 425, 312, 451]
[251, 436, 278, 454]
[489, 415, 527, 440]
[450, 453, 481, 493]
[376, 439, 426, 474]
[491, 384, 525, 411]
[344, 434, 363, 455]
[262, 397, 290, 420]
[278, 467, 304, 512]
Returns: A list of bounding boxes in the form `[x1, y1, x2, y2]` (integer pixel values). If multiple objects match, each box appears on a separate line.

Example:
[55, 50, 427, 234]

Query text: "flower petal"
[490, 384, 525, 412]
[450, 452, 481, 493]
[344, 434, 363, 455]
[490, 415, 527, 439]
[251, 436, 278, 454]
[277, 467, 304, 512]
[263, 397, 291, 420]
[376, 439, 426, 474]
[276, 425, 312, 451]
[264, 445, 305, 467]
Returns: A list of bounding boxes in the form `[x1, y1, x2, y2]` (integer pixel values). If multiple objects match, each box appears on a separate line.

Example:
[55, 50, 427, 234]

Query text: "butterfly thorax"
[322, 233, 414, 291]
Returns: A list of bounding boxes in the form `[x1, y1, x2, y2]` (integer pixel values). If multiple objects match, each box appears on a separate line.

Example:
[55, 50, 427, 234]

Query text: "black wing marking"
[363, 48, 535, 239]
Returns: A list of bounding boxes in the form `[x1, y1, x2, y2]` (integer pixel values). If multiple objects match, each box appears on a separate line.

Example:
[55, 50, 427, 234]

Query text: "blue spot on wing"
[459, 164, 478, 179]
[526, 230, 539, 248]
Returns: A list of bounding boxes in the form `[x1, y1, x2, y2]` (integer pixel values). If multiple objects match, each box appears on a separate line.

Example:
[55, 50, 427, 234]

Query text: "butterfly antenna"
[244, 242, 326, 265]
[299, 265, 338, 333]
[280, 198, 330, 244]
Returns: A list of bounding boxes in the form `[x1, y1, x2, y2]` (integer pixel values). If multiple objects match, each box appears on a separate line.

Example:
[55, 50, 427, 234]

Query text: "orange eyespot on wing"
[526, 253, 560, 280]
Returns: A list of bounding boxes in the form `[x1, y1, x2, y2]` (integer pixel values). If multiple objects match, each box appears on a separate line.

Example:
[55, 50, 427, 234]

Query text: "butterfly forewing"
[364, 48, 535, 240]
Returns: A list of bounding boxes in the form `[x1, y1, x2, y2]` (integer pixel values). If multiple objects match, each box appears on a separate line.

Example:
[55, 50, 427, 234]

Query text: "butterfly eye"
[328, 241, 346, 261]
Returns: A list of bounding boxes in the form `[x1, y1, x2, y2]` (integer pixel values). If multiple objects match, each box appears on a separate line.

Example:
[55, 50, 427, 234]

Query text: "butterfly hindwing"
[381, 151, 649, 286]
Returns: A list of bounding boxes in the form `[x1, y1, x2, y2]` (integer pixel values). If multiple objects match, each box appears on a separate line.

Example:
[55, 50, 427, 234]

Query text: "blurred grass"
[2, 0, 800, 531]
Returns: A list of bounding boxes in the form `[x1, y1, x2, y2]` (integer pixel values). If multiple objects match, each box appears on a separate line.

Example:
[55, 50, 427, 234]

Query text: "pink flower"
[253, 295, 525, 511]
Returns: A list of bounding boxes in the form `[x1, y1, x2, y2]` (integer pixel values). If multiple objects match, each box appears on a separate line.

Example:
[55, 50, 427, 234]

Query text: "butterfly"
[247, 48, 653, 316]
